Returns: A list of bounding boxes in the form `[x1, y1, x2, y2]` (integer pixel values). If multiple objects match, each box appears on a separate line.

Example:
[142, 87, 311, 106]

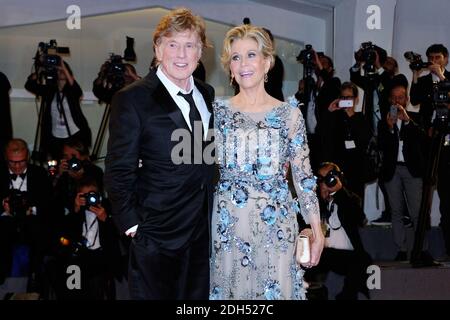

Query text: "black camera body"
[297, 44, 316, 69]
[83, 191, 102, 207]
[318, 169, 342, 188]
[404, 51, 432, 71]
[355, 42, 387, 76]
[8, 189, 30, 218]
[432, 81, 450, 125]
[34, 40, 70, 85]
[433, 80, 450, 104]
[67, 156, 82, 172]
[104, 54, 126, 92]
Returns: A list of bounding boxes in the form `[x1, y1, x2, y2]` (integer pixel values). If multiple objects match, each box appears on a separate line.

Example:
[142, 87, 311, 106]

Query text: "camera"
[433, 80, 450, 104]
[99, 36, 137, 93]
[47, 160, 58, 177]
[297, 44, 315, 69]
[317, 169, 342, 188]
[338, 99, 353, 108]
[59, 236, 87, 258]
[404, 51, 432, 71]
[83, 191, 102, 207]
[354, 42, 387, 76]
[34, 40, 70, 85]
[67, 156, 82, 172]
[8, 189, 29, 218]
[390, 105, 398, 119]
[104, 54, 126, 92]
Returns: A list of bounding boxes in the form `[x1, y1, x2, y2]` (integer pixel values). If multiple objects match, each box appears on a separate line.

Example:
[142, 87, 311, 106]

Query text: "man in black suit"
[378, 84, 437, 264]
[0, 138, 52, 291]
[104, 8, 215, 300]
[410, 44, 450, 259]
[410, 44, 450, 130]
[303, 162, 372, 300]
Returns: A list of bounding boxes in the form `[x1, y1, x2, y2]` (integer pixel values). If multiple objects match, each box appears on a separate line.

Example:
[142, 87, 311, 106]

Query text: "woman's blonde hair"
[221, 24, 275, 73]
[153, 8, 209, 49]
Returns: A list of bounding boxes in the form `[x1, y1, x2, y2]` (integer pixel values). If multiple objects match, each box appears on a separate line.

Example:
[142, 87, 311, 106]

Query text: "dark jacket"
[104, 70, 215, 251]
[0, 164, 52, 220]
[410, 70, 450, 128]
[24, 75, 92, 149]
[322, 188, 370, 255]
[378, 116, 427, 181]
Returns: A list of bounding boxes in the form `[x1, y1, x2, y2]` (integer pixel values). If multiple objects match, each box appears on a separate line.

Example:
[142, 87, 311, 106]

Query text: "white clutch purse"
[294, 234, 311, 265]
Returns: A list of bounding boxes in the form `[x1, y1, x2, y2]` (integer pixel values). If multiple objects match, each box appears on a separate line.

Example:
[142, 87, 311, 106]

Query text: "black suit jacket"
[0, 164, 52, 220]
[410, 70, 450, 128]
[104, 70, 215, 250]
[378, 116, 427, 182]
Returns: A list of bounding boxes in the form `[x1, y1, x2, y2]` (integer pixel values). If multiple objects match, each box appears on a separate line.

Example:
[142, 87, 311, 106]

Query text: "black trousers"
[128, 219, 210, 300]
[305, 248, 372, 299]
[438, 172, 450, 256]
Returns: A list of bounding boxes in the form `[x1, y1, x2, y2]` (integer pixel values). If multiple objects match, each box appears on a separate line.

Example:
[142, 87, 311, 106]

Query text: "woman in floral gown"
[210, 25, 324, 300]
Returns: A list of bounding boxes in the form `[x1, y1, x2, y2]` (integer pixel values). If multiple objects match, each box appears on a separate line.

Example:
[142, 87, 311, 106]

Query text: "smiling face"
[155, 29, 202, 91]
[229, 37, 270, 91]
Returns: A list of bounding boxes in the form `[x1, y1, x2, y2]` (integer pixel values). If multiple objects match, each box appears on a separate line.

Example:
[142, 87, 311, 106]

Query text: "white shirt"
[325, 201, 354, 251]
[83, 210, 101, 250]
[50, 93, 80, 138]
[396, 119, 406, 163]
[156, 67, 211, 139]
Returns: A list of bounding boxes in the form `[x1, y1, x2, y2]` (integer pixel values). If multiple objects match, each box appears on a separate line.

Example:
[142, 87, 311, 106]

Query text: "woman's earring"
[264, 73, 268, 83]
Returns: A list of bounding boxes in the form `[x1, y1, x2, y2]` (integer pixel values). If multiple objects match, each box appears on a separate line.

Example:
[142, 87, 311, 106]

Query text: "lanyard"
[83, 215, 99, 249]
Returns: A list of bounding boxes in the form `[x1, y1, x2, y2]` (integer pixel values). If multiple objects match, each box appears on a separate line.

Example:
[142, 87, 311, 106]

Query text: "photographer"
[53, 176, 121, 299]
[409, 44, 450, 260]
[350, 44, 407, 132]
[25, 57, 92, 160]
[410, 44, 450, 130]
[378, 84, 438, 265]
[0, 139, 51, 292]
[303, 162, 372, 300]
[52, 139, 103, 221]
[295, 47, 341, 170]
[323, 82, 371, 198]
[93, 60, 140, 105]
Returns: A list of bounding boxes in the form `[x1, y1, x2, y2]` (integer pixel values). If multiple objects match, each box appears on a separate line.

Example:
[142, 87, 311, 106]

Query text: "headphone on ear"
[317, 162, 344, 188]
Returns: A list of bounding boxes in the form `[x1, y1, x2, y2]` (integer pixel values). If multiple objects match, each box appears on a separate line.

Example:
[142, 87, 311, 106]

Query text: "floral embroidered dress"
[210, 96, 320, 300]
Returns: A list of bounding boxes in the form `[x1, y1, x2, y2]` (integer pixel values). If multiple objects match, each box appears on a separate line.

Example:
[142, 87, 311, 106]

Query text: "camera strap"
[83, 213, 99, 249]
[55, 90, 72, 137]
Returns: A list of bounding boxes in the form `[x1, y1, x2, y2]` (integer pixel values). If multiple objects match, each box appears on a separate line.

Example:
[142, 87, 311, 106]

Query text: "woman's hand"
[298, 227, 324, 269]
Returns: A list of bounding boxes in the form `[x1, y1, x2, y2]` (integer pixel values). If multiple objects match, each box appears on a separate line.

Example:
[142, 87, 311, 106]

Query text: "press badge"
[345, 140, 356, 149]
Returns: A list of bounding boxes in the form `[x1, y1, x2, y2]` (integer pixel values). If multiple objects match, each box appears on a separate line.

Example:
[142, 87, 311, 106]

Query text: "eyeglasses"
[8, 159, 27, 166]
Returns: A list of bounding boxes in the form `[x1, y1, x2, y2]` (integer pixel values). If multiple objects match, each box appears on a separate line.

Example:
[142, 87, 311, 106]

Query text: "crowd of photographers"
[0, 39, 449, 300]
[295, 42, 450, 272]
[0, 46, 139, 299]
